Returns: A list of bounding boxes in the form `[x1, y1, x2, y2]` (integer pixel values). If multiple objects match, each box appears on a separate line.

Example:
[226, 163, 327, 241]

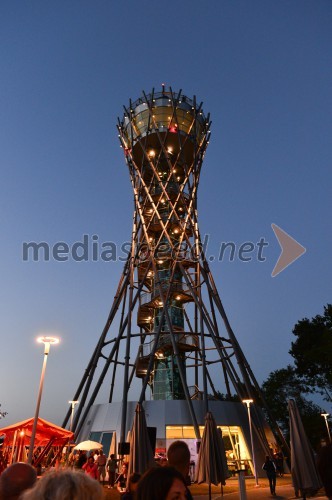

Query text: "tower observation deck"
[63, 86, 288, 458]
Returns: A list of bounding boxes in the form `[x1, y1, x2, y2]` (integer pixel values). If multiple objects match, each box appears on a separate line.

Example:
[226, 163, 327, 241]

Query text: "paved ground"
[102, 475, 327, 499]
[193, 482, 326, 499]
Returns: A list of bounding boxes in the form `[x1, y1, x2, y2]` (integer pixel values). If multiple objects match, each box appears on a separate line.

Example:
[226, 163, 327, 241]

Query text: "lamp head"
[37, 336, 60, 345]
[37, 336, 60, 354]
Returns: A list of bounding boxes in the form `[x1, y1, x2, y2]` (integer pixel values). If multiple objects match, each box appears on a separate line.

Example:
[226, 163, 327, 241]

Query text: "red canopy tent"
[0, 417, 74, 465]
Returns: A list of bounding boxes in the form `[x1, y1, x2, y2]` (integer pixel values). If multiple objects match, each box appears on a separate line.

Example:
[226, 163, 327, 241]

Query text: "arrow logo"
[271, 224, 306, 277]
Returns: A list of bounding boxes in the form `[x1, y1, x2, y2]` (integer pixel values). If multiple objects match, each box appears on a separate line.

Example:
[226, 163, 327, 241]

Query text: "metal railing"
[139, 333, 199, 357]
[140, 282, 192, 306]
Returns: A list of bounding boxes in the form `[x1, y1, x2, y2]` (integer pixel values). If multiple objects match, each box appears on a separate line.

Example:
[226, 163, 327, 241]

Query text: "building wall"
[78, 400, 276, 476]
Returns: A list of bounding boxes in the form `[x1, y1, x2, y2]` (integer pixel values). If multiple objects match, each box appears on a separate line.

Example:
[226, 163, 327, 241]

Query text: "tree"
[262, 366, 325, 448]
[208, 391, 240, 402]
[0, 405, 7, 419]
[289, 304, 332, 401]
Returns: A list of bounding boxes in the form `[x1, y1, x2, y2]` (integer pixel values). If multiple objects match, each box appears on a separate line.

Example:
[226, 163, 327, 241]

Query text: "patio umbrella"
[196, 411, 230, 499]
[109, 431, 117, 458]
[74, 440, 103, 451]
[288, 399, 322, 499]
[127, 403, 154, 476]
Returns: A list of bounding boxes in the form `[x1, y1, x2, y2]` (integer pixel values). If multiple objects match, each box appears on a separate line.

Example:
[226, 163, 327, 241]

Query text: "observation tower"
[64, 86, 288, 470]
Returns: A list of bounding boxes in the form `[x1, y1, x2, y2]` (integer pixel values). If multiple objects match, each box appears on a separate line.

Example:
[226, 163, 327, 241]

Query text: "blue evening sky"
[1, 1, 331, 426]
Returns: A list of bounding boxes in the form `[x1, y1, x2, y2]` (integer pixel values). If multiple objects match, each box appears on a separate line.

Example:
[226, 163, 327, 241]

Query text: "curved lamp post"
[243, 399, 259, 486]
[321, 413, 331, 443]
[28, 336, 59, 464]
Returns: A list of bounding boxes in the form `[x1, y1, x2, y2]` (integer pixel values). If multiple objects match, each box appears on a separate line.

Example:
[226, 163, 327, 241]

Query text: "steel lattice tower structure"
[64, 86, 288, 455]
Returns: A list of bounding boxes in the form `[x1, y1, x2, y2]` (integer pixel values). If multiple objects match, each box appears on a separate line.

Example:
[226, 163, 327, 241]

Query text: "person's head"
[136, 467, 187, 500]
[0, 462, 37, 500]
[110, 454, 115, 459]
[127, 473, 141, 493]
[121, 462, 128, 474]
[20, 469, 103, 500]
[167, 441, 190, 478]
[87, 456, 95, 464]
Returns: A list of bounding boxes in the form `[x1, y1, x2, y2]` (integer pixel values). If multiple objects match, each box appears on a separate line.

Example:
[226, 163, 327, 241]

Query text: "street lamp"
[68, 400, 79, 433]
[321, 413, 331, 443]
[243, 399, 259, 486]
[28, 336, 59, 464]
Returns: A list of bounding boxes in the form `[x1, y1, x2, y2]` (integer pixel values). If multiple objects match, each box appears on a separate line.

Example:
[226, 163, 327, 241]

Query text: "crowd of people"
[0, 440, 193, 499]
[1, 441, 332, 499]
[72, 449, 128, 491]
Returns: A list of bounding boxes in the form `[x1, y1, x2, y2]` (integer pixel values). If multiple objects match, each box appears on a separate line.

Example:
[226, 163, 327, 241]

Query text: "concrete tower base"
[78, 400, 276, 478]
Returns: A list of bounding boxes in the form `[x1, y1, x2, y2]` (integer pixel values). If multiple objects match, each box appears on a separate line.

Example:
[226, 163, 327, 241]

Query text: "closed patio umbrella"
[127, 403, 154, 477]
[288, 399, 322, 499]
[109, 431, 117, 458]
[196, 411, 230, 499]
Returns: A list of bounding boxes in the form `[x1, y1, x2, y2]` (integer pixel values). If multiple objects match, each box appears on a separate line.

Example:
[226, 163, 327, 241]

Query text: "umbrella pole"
[209, 482, 211, 500]
[221, 483, 223, 496]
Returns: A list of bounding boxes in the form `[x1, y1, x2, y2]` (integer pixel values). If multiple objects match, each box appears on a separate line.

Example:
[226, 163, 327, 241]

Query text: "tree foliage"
[262, 366, 307, 432]
[208, 391, 240, 402]
[289, 304, 332, 401]
[262, 366, 326, 448]
[0, 405, 7, 419]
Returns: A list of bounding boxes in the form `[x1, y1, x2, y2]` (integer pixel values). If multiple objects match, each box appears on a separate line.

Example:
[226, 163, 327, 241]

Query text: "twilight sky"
[1, 1, 331, 427]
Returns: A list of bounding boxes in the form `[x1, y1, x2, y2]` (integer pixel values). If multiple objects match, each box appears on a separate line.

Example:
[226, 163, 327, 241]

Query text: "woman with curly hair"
[20, 469, 103, 500]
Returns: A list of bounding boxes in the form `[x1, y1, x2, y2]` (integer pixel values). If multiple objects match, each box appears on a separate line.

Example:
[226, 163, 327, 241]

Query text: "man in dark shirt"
[76, 450, 87, 469]
[262, 455, 277, 496]
[167, 440, 193, 500]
